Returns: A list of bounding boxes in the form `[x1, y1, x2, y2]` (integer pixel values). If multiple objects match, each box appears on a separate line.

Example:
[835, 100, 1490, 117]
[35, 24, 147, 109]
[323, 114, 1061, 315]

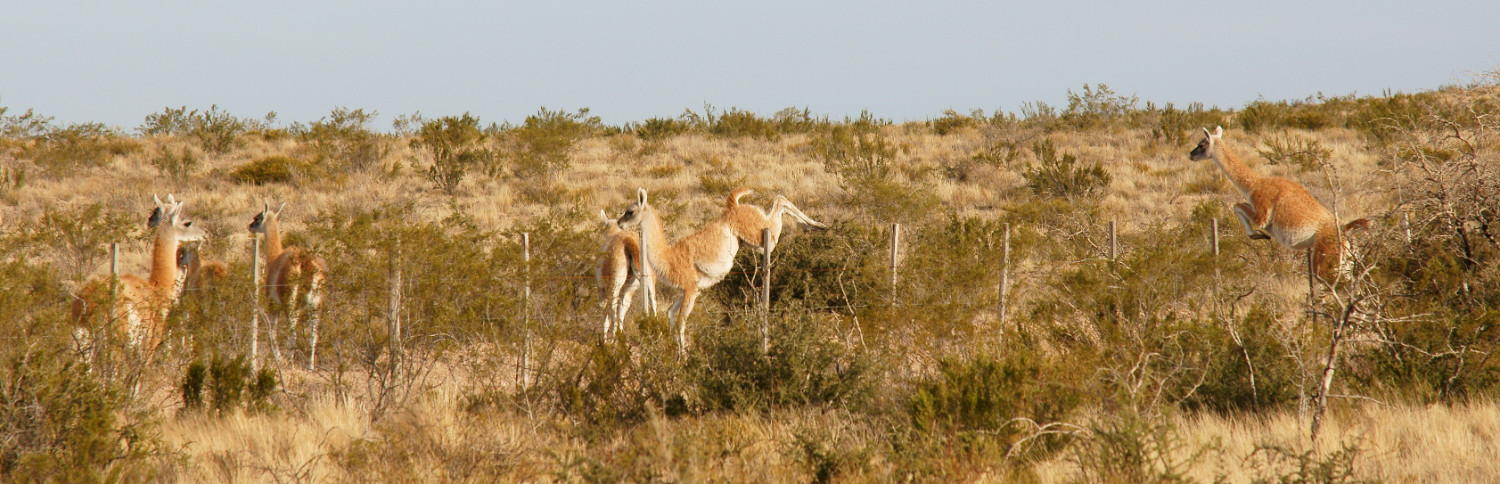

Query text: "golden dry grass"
[8, 97, 1488, 481]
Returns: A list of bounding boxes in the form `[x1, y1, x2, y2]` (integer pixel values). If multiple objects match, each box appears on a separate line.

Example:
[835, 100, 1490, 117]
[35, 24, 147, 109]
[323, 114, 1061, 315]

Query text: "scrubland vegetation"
[2, 72, 1499, 482]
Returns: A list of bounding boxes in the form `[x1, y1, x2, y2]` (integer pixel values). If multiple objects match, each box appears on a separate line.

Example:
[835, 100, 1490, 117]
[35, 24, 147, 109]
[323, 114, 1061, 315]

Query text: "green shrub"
[0, 100, 54, 140]
[16, 203, 138, 283]
[412, 113, 492, 193]
[690, 311, 877, 414]
[141, 105, 253, 153]
[632, 116, 690, 141]
[812, 121, 895, 181]
[230, 155, 304, 185]
[1070, 411, 1206, 484]
[1247, 443, 1365, 484]
[505, 107, 598, 177]
[908, 351, 1080, 459]
[149, 145, 199, 180]
[26, 123, 138, 175]
[293, 107, 389, 172]
[1061, 83, 1138, 129]
[773, 107, 828, 134]
[1, 348, 158, 482]
[1258, 133, 1332, 171]
[931, 109, 980, 135]
[709, 107, 777, 139]
[181, 356, 278, 416]
[1022, 140, 1110, 199]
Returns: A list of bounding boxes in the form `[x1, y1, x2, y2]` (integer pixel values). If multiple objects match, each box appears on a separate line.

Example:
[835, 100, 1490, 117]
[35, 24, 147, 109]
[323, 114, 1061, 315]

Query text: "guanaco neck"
[263, 217, 284, 262]
[637, 205, 672, 275]
[1211, 141, 1262, 197]
[149, 228, 181, 290]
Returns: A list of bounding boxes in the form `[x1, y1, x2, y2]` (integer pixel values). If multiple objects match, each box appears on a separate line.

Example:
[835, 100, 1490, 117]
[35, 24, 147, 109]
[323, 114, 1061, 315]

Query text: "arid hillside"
[2, 76, 1498, 481]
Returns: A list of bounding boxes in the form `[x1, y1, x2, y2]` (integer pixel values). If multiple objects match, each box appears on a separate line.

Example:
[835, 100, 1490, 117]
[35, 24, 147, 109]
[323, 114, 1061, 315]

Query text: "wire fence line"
[56, 216, 1255, 372]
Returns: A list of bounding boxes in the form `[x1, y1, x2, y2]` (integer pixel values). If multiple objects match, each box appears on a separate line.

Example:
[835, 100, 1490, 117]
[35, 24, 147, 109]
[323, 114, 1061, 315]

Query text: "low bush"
[412, 113, 493, 193]
[230, 155, 305, 185]
[26, 123, 139, 175]
[503, 107, 599, 177]
[1257, 132, 1332, 171]
[1022, 140, 1110, 199]
[149, 145, 199, 180]
[180, 356, 278, 416]
[908, 351, 1080, 460]
[293, 107, 389, 172]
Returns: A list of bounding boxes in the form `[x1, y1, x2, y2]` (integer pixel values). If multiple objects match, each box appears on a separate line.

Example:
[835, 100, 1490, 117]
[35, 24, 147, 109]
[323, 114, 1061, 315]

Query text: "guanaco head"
[151, 194, 207, 242]
[1189, 126, 1223, 161]
[616, 188, 649, 229]
[247, 200, 286, 235]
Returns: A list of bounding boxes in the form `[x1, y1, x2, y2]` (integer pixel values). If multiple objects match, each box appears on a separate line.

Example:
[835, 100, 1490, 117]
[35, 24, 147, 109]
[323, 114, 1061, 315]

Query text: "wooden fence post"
[389, 236, 402, 362]
[519, 232, 531, 388]
[761, 228, 772, 354]
[1109, 219, 1118, 261]
[639, 226, 656, 317]
[249, 236, 260, 372]
[889, 223, 900, 303]
[109, 243, 119, 299]
[998, 224, 1011, 340]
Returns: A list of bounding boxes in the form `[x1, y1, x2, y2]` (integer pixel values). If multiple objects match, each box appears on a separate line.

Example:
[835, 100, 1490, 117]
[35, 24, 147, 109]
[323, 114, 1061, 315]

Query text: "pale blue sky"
[3, 1, 1496, 130]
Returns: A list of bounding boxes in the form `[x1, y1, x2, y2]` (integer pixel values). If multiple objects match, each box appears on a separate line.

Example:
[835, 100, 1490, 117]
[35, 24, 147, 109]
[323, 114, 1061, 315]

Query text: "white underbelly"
[1271, 224, 1318, 250]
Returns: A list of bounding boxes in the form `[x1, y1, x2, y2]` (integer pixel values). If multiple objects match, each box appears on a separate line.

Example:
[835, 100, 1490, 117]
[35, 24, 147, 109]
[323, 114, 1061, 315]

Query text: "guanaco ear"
[1200, 127, 1211, 138]
[636, 187, 648, 205]
[263, 200, 271, 213]
[1212, 126, 1223, 137]
[154, 194, 164, 206]
[276, 202, 286, 215]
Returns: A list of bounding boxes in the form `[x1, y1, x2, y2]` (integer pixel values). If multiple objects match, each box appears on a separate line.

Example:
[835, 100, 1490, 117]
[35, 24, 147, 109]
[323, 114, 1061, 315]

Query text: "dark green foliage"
[505, 107, 599, 176]
[772, 107, 828, 134]
[812, 120, 895, 181]
[0, 99, 54, 140]
[1022, 140, 1110, 199]
[1061, 83, 1138, 129]
[412, 113, 491, 193]
[1257, 133, 1332, 171]
[1248, 443, 1367, 484]
[1070, 411, 1206, 484]
[149, 145, 199, 180]
[1, 348, 158, 482]
[632, 116, 690, 141]
[709, 107, 777, 139]
[1184, 306, 1301, 413]
[908, 352, 1080, 460]
[230, 155, 304, 185]
[25, 123, 139, 175]
[140, 105, 254, 153]
[180, 356, 277, 415]
[1145, 101, 1230, 148]
[15, 203, 138, 283]
[788, 426, 871, 484]
[294, 107, 389, 172]
[541, 332, 688, 428]
[691, 311, 876, 414]
[931, 109, 980, 135]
